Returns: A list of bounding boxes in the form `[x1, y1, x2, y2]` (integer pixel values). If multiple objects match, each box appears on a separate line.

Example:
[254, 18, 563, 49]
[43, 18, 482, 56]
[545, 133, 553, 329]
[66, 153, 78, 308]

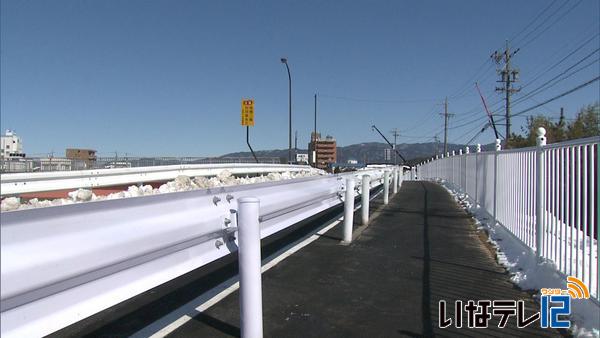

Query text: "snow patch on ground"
[437, 179, 599, 338]
[1, 169, 325, 212]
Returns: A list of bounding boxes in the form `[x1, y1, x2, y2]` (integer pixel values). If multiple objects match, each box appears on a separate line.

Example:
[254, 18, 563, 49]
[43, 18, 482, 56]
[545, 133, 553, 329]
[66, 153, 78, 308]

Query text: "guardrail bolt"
[224, 218, 231, 227]
[226, 194, 234, 203]
[213, 196, 221, 205]
[215, 240, 224, 249]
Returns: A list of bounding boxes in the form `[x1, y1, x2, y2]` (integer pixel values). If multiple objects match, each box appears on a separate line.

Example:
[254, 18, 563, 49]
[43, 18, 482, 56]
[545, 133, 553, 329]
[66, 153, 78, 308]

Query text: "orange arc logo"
[566, 276, 590, 299]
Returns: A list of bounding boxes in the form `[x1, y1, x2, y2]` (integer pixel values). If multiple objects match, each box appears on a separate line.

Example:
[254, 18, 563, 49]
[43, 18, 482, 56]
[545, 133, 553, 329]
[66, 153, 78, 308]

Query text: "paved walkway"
[167, 181, 561, 337]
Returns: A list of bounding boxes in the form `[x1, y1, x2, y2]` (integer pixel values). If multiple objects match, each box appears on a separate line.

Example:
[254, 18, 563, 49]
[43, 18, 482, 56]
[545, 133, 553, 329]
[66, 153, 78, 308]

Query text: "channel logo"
[566, 276, 590, 299]
[438, 275, 591, 329]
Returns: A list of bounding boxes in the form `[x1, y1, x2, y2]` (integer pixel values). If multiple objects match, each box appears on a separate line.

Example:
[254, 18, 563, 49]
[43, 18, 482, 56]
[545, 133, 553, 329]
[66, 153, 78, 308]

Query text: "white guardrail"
[0, 163, 316, 196]
[417, 130, 599, 302]
[0, 166, 404, 337]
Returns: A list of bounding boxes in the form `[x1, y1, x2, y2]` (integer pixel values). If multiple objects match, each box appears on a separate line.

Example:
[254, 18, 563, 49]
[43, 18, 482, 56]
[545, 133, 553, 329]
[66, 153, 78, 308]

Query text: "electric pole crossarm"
[371, 125, 407, 163]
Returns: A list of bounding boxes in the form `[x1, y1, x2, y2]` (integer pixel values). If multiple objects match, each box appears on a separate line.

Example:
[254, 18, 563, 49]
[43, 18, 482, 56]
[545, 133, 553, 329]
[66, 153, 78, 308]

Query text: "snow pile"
[1, 169, 325, 212]
[437, 180, 599, 337]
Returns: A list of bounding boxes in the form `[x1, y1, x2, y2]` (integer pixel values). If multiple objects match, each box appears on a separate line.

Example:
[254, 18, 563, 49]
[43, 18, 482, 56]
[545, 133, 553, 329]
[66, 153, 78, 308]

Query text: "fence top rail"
[423, 136, 599, 162]
[0, 163, 314, 183]
[542, 135, 599, 150]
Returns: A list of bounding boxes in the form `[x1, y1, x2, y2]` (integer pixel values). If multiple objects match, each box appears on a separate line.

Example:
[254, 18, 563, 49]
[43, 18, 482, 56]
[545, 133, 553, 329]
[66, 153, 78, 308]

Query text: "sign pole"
[247, 126, 258, 163]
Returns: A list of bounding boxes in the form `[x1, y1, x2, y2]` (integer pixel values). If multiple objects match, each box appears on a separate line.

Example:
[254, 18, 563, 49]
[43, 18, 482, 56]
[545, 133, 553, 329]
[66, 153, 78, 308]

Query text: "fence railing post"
[237, 197, 263, 338]
[343, 178, 355, 243]
[493, 139, 501, 225]
[393, 169, 398, 194]
[535, 128, 547, 259]
[383, 170, 390, 205]
[361, 175, 370, 225]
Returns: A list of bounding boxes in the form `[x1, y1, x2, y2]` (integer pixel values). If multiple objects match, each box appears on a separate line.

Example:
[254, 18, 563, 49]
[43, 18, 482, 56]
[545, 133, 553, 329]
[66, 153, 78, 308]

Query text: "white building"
[296, 153, 309, 164]
[40, 158, 72, 171]
[1, 130, 25, 159]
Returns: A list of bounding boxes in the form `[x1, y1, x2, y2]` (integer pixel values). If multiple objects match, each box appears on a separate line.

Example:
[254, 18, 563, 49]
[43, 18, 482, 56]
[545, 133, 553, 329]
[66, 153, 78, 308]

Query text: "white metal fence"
[0, 156, 282, 173]
[417, 132, 599, 301]
[0, 166, 403, 337]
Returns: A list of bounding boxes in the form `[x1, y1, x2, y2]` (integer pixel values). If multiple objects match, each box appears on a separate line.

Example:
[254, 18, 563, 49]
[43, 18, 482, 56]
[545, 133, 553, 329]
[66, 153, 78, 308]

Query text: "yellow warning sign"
[241, 99, 255, 126]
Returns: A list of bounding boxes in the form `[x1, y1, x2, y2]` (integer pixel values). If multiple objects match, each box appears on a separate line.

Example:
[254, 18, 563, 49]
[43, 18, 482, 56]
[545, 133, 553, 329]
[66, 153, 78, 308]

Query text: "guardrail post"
[361, 175, 370, 225]
[493, 139, 501, 225]
[398, 167, 403, 189]
[343, 178, 355, 243]
[237, 197, 263, 338]
[392, 168, 398, 194]
[383, 170, 390, 205]
[535, 128, 547, 259]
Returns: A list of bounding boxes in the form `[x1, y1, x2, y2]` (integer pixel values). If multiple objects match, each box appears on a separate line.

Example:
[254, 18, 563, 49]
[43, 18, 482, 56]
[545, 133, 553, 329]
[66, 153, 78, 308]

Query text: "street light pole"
[281, 58, 292, 164]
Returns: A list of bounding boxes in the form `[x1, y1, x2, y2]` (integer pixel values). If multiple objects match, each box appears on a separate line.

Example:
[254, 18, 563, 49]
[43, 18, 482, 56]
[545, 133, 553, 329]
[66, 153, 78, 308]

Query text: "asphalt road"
[163, 181, 563, 337]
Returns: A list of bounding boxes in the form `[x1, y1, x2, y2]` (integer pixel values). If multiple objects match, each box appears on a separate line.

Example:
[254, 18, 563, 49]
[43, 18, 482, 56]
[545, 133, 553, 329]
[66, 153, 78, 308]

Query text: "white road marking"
[133, 216, 343, 338]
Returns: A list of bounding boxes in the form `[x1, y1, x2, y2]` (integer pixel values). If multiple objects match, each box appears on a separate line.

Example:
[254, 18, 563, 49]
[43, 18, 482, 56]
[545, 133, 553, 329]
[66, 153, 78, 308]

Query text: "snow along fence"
[0, 163, 319, 196]
[417, 130, 599, 301]
[0, 167, 395, 338]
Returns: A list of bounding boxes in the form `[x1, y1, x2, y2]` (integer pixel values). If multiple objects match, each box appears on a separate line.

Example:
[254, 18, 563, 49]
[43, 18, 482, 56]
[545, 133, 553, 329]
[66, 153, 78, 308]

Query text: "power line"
[519, 31, 599, 91]
[509, 0, 559, 43]
[514, 57, 598, 108]
[448, 114, 489, 130]
[449, 59, 496, 99]
[318, 94, 440, 104]
[519, 0, 584, 49]
[403, 104, 440, 133]
[511, 76, 600, 118]
[513, 48, 599, 106]
[463, 76, 600, 144]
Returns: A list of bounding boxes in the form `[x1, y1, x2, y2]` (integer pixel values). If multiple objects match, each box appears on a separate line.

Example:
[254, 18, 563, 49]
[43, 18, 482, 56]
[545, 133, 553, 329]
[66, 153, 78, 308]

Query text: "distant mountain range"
[221, 142, 494, 164]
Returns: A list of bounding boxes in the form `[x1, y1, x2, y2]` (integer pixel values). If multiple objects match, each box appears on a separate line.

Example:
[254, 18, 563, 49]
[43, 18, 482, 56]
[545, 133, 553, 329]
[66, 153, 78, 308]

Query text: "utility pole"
[390, 128, 400, 165]
[440, 97, 454, 154]
[314, 93, 317, 140]
[493, 40, 520, 146]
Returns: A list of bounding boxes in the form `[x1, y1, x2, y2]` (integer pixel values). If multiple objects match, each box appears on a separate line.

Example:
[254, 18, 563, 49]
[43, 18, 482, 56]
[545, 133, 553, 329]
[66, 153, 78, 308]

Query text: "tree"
[505, 102, 599, 149]
[506, 115, 556, 148]
[566, 102, 599, 139]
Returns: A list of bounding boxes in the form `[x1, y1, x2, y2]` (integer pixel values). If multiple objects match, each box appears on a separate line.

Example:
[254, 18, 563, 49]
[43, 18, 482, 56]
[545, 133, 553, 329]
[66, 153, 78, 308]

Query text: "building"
[40, 158, 73, 171]
[295, 153, 309, 164]
[308, 132, 337, 170]
[66, 148, 97, 167]
[1, 130, 25, 159]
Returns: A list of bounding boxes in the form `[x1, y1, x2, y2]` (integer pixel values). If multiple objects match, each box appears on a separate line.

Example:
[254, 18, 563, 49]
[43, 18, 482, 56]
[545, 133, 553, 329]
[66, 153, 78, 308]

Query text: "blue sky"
[1, 0, 598, 157]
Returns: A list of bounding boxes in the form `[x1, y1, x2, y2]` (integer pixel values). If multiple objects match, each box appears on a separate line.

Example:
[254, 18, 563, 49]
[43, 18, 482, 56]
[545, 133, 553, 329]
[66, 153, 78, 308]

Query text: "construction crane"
[371, 125, 407, 163]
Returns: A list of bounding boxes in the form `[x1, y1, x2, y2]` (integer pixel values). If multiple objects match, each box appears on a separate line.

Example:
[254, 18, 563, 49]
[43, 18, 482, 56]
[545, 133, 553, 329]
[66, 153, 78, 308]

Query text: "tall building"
[308, 132, 337, 170]
[1, 130, 25, 159]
